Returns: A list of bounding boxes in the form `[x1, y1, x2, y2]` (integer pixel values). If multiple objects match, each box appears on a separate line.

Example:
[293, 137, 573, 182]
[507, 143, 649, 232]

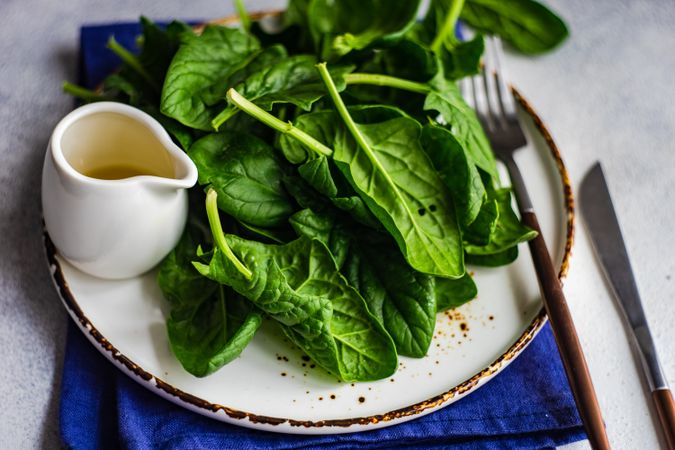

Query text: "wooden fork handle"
[652, 389, 675, 450]
[521, 211, 611, 450]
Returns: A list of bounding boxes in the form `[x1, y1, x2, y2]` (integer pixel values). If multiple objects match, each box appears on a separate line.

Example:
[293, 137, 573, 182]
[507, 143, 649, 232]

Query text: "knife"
[580, 162, 675, 450]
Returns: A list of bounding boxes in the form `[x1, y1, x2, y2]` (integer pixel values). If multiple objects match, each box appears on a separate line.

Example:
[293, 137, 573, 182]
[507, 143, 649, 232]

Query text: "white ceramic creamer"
[42, 102, 198, 279]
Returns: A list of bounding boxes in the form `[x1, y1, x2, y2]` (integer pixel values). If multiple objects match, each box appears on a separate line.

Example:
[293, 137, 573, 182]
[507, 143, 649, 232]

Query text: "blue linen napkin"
[60, 23, 586, 450]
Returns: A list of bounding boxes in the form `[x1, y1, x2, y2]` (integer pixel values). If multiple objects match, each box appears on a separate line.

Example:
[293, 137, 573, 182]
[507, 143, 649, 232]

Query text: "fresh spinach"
[195, 190, 398, 381]
[160, 25, 260, 130]
[65, 0, 568, 380]
[188, 131, 294, 228]
[319, 65, 465, 279]
[435, 273, 478, 312]
[425, 75, 499, 180]
[461, 0, 569, 54]
[298, 156, 380, 228]
[343, 239, 436, 357]
[464, 198, 499, 245]
[279, 110, 382, 228]
[439, 35, 485, 80]
[420, 0, 485, 79]
[289, 208, 352, 269]
[421, 124, 485, 227]
[465, 188, 538, 257]
[158, 228, 262, 377]
[307, 0, 422, 60]
[330, 114, 465, 278]
[138, 17, 194, 87]
[291, 209, 437, 358]
[358, 38, 439, 84]
[212, 56, 353, 129]
[466, 246, 519, 266]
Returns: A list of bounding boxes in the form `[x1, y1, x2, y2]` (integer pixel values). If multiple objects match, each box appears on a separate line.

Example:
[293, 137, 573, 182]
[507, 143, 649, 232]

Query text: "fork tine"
[487, 36, 517, 118]
[459, 77, 473, 108]
[470, 74, 493, 130]
[482, 39, 504, 129]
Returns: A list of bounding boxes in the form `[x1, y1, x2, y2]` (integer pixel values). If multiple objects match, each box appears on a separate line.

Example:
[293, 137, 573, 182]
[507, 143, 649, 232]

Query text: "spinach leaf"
[279, 105, 406, 163]
[195, 192, 397, 381]
[188, 131, 294, 227]
[463, 198, 499, 245]
[435, 273, 478, 312]
[213, 57, 352, 129]
[138, 17, 193, 87]
[280, 111, 381, 228]
[108, 18, 191, 99]
[297, 156, 338, 197]
[250, 68, 466, 278]
[419, 0, 484, 79]
[158, 229, 262, 377]
[289, 209, 352, 269]
[217, 44, 289, 97]
[281, 172, 330, 212]
[237, 220, 294, 245]
[250, 3, 313, 54]
[142, 104, 194, 151]
[308, 0, 421, 60]
[425, 75, 499, 180]
[158, 226, 215, 308]
[461, 0, 569, 54]
[464, 188, 537, 255]
[439, 35, 485, 80]
[279, 110, 339, 164]
[331, 114, 465, 278]
[196, 236, 398, 381]
[421, 124, 485, 227]
[466, 246, 519, 266]
[298, 156, 381, 228]
[359, 38, 439, 83]
[291, 209, 437, 358]
[343, 240, 436, 357]
[160, 25, 260, 130]
[285, 0, 311, 30]
[167, 285, 263, 378]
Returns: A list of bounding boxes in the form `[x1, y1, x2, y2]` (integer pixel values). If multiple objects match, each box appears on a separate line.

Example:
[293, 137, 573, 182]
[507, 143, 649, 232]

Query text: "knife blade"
[580, 162, 674, 450]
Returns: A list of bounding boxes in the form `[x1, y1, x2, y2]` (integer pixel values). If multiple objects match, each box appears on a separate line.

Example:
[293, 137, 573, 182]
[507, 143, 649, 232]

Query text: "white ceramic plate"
[45, 89, 574, 434]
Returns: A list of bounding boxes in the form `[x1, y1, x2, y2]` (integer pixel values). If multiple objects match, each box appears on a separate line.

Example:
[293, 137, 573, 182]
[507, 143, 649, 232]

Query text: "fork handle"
[520, 210, 611, 449]
[652, 389, 675, 450]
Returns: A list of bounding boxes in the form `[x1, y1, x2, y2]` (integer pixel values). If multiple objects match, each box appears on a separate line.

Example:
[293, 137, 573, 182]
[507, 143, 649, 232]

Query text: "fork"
[461, 36, 611, 450]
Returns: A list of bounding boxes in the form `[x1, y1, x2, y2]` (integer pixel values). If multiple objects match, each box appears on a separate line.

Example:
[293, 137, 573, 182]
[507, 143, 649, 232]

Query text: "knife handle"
[521, 211, 611, 450]
[653, 389, 675, 450]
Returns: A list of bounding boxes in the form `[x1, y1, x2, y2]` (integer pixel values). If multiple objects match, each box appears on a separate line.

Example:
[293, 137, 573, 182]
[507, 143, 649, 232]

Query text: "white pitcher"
[42, 102, 198, 279]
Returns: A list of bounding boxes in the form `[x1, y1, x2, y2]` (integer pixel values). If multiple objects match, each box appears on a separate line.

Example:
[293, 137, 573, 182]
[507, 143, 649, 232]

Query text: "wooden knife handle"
[653, 389, 675, 450]
[521, 211, 611, 450]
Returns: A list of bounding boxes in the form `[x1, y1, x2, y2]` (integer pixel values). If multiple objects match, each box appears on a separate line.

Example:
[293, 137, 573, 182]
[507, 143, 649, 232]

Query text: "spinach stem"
[106, 36, 159, 91]
[344, 73, 431, 94]
[226, 88, 333, 157]
[234, 0, 251, 33]
[317, 63, 374, 156]
[206, 188, 253, 280]
[62, 82, 109, 102]
[431, 0, 465, 52]
[211, 106, 239, 130]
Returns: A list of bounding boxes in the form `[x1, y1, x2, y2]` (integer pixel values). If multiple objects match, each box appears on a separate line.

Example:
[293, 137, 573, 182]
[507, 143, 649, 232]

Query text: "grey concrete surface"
[0, 0, 672, 448]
